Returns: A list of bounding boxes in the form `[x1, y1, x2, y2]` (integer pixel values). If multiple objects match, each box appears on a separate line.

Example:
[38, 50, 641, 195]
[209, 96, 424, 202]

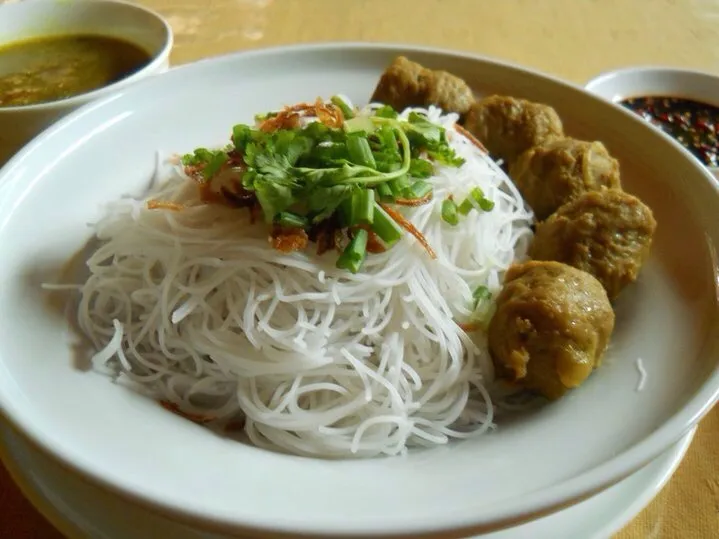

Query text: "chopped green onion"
[346, 135, 377, 169]
[376, 183, 394, 201]
[275, 212, 308, 228]
[459, 187, 495, 215]
[350, 189, 375, 225]
[473, 285, 492, 305]
[407, 180, 432, 199]
[441, 198, 459, 226]
[372, 202, 403, 245]
[378, 125, 398, 154]
[388, 175, 411, 196]
[344, 117, 375, 134]
[458, 198, 474, 215]
[374, 105, 398, 119]
[336, 229, 368, 274]
[331, 96, 355, 119]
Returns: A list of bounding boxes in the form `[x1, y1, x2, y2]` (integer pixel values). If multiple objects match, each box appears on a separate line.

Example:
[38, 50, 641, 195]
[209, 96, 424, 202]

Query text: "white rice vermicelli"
[73, 106, 534, 458]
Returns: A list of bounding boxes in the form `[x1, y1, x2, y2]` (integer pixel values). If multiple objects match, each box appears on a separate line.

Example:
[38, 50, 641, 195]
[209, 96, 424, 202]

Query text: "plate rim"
[0, 41, 718, 537]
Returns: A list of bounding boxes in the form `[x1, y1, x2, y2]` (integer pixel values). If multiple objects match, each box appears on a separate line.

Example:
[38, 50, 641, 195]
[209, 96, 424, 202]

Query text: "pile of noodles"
[72, 105, 534, 458]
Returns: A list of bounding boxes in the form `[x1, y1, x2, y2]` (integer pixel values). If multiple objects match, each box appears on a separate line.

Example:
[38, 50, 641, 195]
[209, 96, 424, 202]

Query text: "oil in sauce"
[0, 34, 152, 107]
[620, 96, 719, 168]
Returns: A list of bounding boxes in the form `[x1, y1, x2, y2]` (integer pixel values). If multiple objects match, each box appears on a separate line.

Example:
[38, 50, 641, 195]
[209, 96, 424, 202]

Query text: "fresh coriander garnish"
[180, 99, 468, 273]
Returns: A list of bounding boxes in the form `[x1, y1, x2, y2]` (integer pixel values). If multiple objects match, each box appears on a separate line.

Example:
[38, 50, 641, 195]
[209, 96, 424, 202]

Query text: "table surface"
[1, 0, 718, 537]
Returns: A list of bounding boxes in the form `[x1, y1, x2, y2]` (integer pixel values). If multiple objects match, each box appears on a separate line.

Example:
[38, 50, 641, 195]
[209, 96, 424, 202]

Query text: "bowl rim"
[0, 42, 718, 537]
[584, 65, 719, 103]
[0, 0, 173, 113]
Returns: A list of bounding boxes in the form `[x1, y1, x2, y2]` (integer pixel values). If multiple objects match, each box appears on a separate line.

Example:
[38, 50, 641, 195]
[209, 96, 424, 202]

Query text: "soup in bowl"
[0, 0, 172, 164]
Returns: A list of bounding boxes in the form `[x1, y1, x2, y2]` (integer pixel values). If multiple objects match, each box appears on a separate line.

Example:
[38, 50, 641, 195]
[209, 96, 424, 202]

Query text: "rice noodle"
[73, 105, 534, 458]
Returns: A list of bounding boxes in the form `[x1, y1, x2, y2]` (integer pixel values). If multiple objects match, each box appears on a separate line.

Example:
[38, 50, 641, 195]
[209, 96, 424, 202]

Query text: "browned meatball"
[509, 138, 621, 221]
[488, 260, 615, 400]
[464, 95, 564, 165]
[370, 56, 475, 116]
[529, 189, 656, 300]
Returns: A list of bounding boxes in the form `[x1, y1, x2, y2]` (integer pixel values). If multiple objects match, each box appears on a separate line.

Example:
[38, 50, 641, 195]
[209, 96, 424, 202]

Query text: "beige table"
[1, 0, 718, 537]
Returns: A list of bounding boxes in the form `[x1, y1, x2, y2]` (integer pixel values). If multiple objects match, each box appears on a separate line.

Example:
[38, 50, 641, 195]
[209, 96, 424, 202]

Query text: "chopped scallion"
[372, 202, 403, 245]
[346, 135, 377, 169]
[344, 116, 375, 134]
[275, 211, 308, 229]
[350, 189, 375, 225]
[407, 180, 432, 199]
[441, 198, 459, 226]
[376, 183, 394, 201]
[458, 187, 495, 215]
[336, 229, 368, 274]
[388, 175, 411, 196]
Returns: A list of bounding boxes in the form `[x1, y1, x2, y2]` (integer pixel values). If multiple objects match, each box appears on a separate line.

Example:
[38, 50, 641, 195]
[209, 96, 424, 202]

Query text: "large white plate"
[0, 44, 717, 537]
[0, 421, 696, 539]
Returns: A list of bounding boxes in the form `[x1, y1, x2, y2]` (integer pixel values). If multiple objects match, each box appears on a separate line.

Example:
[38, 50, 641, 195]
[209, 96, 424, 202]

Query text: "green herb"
[372, 203, 403, 245]
[401, 112, 465, 167]
[336, 228, 368, 273]
[458, 186, 494, 215]
[427, 146, 465, 167]
[409, 158, 434, 178]
[346, 134, 377, 169]
[441, 198, 459, 226]
[330, 95, 355, 119]
[407, 180, 432, 199]
[344, 116, 375, 134]
[184, 98, 475, 273]
[374, 105, 398, 119]
[375, 183, 394, 201]
[275, 211, 308, 229]
[349, 188, 375, 226]
[388, 175, 411, 196]
[181, 148, 228, 181]
[472, 285, 492, 310]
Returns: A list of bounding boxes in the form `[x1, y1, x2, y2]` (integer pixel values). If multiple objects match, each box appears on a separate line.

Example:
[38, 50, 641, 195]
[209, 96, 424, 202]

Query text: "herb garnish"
[179, 97, 492, 273]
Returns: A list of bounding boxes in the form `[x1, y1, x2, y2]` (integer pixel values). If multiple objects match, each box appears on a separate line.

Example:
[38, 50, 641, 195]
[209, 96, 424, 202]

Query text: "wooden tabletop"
[1, 0, 718, 537]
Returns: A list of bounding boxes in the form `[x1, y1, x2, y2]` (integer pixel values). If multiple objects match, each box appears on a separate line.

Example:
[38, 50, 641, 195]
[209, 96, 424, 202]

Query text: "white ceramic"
[0, 0, 173, 164]
[0, 43, 717, 538]
[0, 421, 697, 539]
[585, 66, 719, 178]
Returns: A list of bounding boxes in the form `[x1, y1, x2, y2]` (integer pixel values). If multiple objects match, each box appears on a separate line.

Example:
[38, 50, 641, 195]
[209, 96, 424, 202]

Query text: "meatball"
[488, 260, 615, 400]
[370, 56, 475, 116]
[463, 95, 564, 165]
[529, 189, 656, 300]
[509, 138, 621, 221]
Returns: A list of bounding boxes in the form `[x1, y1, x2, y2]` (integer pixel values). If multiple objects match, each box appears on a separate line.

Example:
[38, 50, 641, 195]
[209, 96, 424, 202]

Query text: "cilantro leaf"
[253, 178, 295, 222]
[232, 124, 254, 151]
[402, 112, 465, 167]
[306, 184, 352, 223]
[409, 158, 434, 178]
[181, 148, 228, 181]
[427, 146, 465, 167]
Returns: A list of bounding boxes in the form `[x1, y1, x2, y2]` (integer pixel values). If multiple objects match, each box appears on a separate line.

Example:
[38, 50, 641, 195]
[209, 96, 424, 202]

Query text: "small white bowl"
[585, 66, 719, 177]
[0, 0, 173, 164]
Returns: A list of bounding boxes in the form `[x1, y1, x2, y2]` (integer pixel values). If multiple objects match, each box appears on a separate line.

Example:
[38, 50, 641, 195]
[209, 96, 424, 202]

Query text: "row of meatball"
[370, 56, 657, 400]
[471, 95, 657, 399]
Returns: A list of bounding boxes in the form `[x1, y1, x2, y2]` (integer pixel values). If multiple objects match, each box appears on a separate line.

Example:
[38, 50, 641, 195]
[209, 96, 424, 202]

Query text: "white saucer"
[0, 421, 695, 539]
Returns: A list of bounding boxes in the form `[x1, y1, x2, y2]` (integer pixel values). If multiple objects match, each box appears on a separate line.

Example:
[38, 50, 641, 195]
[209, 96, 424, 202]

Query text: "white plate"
[0, 421, 696, 539]
[0, 43, 717, 537]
